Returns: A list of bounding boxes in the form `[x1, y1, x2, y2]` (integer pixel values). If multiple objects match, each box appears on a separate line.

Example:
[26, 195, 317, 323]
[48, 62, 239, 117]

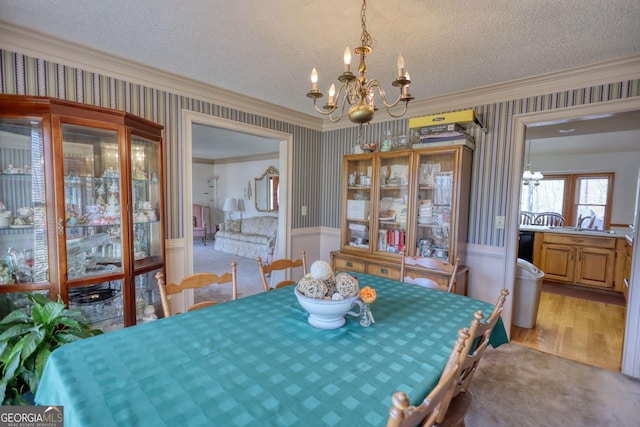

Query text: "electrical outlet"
[301, 205, 308, 216]
[495, 215, 505, 229]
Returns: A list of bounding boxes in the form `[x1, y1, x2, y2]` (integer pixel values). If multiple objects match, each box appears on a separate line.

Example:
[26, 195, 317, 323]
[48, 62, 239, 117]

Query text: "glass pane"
[69, 280, 124, 332]
[344, 156, 372, 249]
[376, 153, 410, 255]
[0, 118, 48, 284]
[131, 134, 162, 266]
[0, 291, 49, 318]
[520, 178, 565, 214]
[413, 151, 454, 260]
[62, 124, 123, 279]
[135, 267, 163, 322]
[576, 177, 608, 228]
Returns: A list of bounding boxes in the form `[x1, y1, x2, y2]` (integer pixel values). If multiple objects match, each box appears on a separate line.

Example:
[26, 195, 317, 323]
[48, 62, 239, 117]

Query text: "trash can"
[514, 258, 545, 328]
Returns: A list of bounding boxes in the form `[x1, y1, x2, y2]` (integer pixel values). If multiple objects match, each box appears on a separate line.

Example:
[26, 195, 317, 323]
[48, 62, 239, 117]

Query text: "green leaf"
[34, 346, 51, 380]
[58, 317, 81, 329]
[54, 332, 86, 344]
[0, 340, 8, 360]
[42, 301, 65, 325]
[0, 310, 29, 326]
[29, 293, 51, 307]
[20, 329, 46, 362]
[1, 338, 22, 381]
[31, 302, 45, 324]
[0, 323, 36, 342]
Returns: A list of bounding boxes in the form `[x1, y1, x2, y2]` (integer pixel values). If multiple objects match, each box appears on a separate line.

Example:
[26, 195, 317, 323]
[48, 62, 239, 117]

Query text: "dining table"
[35, 273, 508, 427]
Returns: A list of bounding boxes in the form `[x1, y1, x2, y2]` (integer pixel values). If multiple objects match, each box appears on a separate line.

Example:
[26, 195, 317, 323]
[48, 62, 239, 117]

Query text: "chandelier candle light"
[306, 0, 414, 124]
[522, 140, 544, 186]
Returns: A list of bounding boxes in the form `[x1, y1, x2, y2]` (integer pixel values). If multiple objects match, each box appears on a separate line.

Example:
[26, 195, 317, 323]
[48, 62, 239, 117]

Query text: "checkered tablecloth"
[35, 273, 507, 427]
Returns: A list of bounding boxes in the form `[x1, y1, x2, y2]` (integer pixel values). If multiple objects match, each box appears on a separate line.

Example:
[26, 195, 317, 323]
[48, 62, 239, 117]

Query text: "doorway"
[505, 97, 640, 376]
[181, 110, 293, 277]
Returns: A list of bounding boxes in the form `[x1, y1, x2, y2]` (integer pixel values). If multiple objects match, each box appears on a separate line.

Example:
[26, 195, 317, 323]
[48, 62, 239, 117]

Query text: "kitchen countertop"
[520, 224, 631, 238]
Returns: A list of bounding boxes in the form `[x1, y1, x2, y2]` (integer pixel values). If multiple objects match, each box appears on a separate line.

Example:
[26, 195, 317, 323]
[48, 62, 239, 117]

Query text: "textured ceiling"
[1, 0, 640, 118]
[1, 0, 640, 159]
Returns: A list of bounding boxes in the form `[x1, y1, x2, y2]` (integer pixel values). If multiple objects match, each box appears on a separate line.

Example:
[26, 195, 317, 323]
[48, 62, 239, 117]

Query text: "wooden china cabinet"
[0, 95, 165, 331]
[331, 138, 474, 294]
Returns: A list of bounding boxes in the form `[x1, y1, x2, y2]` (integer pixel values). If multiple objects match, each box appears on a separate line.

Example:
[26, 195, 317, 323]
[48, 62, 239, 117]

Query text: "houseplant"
[0, 293, 103, 405]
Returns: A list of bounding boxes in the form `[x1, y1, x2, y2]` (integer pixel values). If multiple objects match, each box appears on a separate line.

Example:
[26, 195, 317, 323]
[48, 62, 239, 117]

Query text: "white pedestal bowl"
[294, 287, 363, 329]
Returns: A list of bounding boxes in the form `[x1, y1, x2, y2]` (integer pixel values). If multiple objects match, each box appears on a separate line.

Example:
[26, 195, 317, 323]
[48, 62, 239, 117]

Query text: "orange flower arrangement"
[359, 286, 377, 304]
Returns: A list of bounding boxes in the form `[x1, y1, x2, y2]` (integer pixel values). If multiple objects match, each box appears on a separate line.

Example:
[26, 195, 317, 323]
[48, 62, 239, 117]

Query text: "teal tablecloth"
[35, 273, 508, 427]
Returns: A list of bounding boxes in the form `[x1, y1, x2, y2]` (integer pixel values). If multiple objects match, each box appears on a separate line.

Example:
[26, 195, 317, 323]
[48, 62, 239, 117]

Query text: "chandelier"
[306, 0, 413, 124]
[523, 140, 544, 186]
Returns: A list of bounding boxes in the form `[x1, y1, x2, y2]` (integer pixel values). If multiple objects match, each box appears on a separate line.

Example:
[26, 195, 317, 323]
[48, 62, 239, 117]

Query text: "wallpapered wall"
[0, 49, 322, 238]
[320, 80, 640, 246]
[1, 49, 639, 247]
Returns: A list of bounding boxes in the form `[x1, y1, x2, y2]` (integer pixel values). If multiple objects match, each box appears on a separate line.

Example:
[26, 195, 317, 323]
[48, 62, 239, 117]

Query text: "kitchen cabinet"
[332, 138, 473, 294]
[0, 95, 165, 331]
[539, 233, 616, 289]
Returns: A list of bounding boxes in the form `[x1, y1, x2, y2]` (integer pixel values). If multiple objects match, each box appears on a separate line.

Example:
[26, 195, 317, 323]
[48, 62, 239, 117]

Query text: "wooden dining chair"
[519, 211, 535, 225]
[577, 214, 596, 229]
[434, 289, 510, 426]
[256, 250, 307, 291]
[400, 252, 459, 293]
[386, 328, 470, 427]
[533, 212, 565, 227]
[155, 261, 238, 317]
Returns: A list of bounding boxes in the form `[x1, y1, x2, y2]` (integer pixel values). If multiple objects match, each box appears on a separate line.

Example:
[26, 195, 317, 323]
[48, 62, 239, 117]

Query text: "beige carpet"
[193, 244, 264, 302]
[466, 343, 640, 426]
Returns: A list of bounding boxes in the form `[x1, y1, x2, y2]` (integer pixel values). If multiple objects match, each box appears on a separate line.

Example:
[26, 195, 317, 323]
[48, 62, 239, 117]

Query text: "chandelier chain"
[360, 0, 373, 48]
[306, 0, 412, 124]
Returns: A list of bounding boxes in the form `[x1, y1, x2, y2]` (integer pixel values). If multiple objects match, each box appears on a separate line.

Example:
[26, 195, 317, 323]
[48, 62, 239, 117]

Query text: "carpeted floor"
[193, 244, 264, 302]
[467, 343, 640, 426]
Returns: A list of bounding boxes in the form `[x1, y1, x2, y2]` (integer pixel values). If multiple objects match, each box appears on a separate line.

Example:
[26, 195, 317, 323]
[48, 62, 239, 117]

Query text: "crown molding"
[323, 54, 640, 132]
[0, 21, 324, 132]
[207, 151, 278, 165]
[2, 21, 638, 134]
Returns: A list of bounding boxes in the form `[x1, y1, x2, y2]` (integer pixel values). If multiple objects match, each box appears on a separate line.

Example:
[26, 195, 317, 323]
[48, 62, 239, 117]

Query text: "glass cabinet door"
[0, 118, 49, 297]
[62, 124, 125, 330]
[413, 149, 455, 260]
[131, 134, 162, 267]
[134, 267, 162, 322]
[130, 134, 163, 322]
[62, 124, 123, 279]
[342, 154, 373, 250]
[374, 152, 412, 255]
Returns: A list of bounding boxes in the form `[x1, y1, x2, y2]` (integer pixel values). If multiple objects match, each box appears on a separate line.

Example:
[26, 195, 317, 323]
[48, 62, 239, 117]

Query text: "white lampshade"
[223, 197, 237, 212]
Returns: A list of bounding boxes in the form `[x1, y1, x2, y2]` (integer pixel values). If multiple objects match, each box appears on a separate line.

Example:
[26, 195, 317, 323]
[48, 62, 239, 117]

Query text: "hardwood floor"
[510, 285, 626, 371]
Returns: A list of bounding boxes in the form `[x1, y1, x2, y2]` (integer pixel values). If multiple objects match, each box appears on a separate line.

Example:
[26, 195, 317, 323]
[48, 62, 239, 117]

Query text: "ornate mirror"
[255, 166, 279, 212]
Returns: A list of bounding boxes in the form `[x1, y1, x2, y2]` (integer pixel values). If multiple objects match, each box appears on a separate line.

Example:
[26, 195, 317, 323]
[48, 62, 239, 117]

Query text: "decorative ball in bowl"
[294, 286, 363, 330]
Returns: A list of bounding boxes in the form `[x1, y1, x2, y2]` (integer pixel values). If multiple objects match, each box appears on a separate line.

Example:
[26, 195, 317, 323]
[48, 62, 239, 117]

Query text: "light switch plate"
[495, 215, 505, 229]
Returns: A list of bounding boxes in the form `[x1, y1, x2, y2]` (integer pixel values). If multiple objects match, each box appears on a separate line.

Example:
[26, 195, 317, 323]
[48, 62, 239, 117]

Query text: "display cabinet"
[333, 138, 473, 294]
[0, 95, 164, 331]
[342, 153, 374, 251]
